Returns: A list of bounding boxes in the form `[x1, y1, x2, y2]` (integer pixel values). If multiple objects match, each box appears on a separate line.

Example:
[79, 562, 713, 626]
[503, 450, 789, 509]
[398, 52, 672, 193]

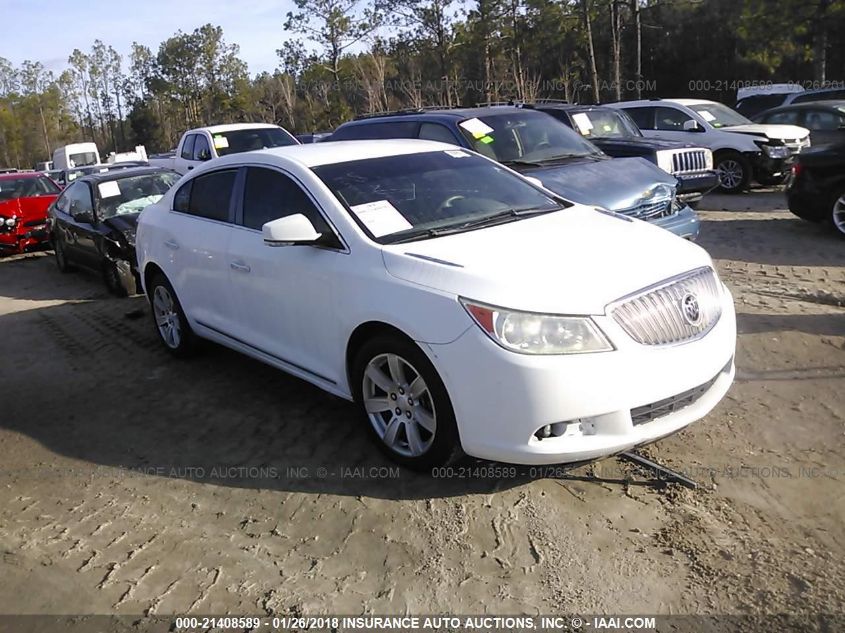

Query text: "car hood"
[520, 156, 677, 211]
[381, 205, 713, 315]
[593, 136, 698, 151]
[0, 195, 57, 221]
[102, 212, 140, 236]
[722, 123, 809, 142]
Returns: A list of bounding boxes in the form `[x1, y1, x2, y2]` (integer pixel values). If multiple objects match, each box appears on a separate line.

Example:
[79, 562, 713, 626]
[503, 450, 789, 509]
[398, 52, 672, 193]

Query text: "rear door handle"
[230, 261, 251, 273]
[164, 239, 179, 250]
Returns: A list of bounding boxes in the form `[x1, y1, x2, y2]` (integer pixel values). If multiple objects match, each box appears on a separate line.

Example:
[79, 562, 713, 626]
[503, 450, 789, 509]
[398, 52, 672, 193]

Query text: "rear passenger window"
[185, 170, 237, 222]
[242, 167, 329, 233]
[418, 123, 458, 145]
[333, 121, 419, 140]
[624, 107, 655, 129]
[180, 135, 196, 160]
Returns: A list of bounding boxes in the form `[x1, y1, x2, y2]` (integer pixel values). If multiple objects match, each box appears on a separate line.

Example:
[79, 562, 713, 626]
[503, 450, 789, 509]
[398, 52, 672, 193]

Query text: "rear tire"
[147, 272, 198, 357]
[352, 333, 463, 470]
[54, 235, 74, 273]
[715, 151, 750, 193]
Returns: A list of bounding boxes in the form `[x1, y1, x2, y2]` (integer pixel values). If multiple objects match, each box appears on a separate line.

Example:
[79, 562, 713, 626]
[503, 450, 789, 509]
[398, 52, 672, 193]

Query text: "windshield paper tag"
[697, 110, 716, 122]
[212, 135, 229, 149]
[350, 200, 413, 237]
[572, 113, 594, 134]
[98, 181, 121, 198]
[459, 118, 494, 139]
[445, 150, 469, 158]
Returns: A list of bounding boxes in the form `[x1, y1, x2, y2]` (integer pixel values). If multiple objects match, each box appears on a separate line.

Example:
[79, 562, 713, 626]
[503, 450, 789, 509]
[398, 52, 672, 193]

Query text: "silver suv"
[608, 99, 810, 192]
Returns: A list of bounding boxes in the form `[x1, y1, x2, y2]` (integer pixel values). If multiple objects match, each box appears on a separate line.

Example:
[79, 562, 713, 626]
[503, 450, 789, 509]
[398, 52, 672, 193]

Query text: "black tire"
[829, 187, 845, 239]
[103, 259, 128, 297]
[54, 235, 74, 273]
[714, 151, 751, 194]
[352, 333, 463, 470]
[147, 272, 198, 357]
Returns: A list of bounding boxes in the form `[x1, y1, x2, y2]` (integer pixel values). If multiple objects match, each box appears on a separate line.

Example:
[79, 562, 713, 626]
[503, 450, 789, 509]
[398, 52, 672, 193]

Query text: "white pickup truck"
[149, 123, 299, 175]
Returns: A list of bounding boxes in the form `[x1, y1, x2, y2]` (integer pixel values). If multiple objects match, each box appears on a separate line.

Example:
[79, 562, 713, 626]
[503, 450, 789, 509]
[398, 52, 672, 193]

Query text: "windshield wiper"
[387, 206, 560, 244]
[501, 159, 543, 168]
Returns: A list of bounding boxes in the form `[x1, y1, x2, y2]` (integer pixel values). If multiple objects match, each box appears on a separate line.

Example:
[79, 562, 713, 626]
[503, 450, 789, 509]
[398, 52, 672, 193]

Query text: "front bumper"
[750, 152, 795, 183]
[649, 204, 700, 240]
[0, 225, 50, 254]
[676, 170, 720, 201]
[424, 286, 736, 465]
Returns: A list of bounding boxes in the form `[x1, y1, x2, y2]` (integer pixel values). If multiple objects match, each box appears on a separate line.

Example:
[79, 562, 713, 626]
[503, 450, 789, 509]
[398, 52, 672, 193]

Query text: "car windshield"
[457, 111, 603, 164]
[568, 109, 642, 139]
[0, 176, 60, 200]
[69, 151, 98, 167]
[97, 172, 180, 219]
[691, 103, 752, 128]
[313, 150, 565, 244]
[212, 128, 298, 156]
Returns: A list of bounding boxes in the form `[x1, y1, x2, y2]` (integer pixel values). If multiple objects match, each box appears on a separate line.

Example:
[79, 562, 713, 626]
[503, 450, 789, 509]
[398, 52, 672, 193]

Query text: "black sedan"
[48, 166, 180, 294]
[528, 102, 719, 205]
[786, 143, 845, 238]
[754, 101, 845, 148]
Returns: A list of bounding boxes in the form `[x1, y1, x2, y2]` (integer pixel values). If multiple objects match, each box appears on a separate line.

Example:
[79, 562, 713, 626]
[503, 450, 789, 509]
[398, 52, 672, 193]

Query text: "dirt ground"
[0, 190, 843, 628]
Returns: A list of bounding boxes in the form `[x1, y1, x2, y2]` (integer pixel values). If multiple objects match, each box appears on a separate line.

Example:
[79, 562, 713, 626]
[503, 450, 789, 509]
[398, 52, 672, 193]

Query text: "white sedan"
[136, 139, 736, 469]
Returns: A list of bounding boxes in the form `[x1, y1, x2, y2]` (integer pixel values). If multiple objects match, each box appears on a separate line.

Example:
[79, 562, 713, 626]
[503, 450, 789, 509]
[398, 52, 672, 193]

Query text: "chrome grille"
[671, 150, 707, 174]
[610, 267, 722, 345]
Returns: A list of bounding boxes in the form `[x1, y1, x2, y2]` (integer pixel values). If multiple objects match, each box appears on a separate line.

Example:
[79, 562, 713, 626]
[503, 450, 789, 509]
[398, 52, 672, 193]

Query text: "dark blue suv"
[331, 106, 700, 239]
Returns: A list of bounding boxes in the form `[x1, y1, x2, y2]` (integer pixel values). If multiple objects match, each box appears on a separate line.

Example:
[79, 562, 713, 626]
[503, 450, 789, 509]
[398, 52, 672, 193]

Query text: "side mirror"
[70, 201, 94, 224]
[683, 120, 703, 132]
[197, 148, 211, 161]
[263, 214, 322, 246]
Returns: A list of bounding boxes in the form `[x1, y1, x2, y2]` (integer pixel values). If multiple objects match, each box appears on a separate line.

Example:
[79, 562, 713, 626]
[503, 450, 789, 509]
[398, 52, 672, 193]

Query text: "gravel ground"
[0, 189, 843, 629]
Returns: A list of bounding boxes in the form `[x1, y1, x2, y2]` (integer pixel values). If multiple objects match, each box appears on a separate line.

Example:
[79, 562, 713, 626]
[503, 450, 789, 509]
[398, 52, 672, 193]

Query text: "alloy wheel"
[362, 353, 436, 457]
[717, 159, 744, 191]
[152, 285, 181, 349]
[833, 194, 845, 236]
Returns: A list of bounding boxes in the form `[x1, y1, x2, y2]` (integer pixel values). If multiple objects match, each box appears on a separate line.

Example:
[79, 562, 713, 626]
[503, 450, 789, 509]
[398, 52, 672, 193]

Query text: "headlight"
[3, 217, 15, 227]
[655, 150, 674, 174]
[460, 299, 614, 355]
[763, 145, 790, 159]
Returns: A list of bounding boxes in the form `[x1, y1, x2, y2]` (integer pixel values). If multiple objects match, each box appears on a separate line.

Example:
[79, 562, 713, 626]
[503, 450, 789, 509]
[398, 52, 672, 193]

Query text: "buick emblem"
[680, 293, 702, 326]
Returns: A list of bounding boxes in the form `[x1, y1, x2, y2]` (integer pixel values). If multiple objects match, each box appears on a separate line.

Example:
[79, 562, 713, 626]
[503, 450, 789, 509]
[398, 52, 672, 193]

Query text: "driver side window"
[67, 183, 94, 221]
[193, 134, 211, 161]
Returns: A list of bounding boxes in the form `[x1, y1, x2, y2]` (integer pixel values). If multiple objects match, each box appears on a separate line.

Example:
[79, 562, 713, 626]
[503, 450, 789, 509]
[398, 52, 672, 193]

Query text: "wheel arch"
[345, 321, 421, 398]
[142, 261, 167, 298]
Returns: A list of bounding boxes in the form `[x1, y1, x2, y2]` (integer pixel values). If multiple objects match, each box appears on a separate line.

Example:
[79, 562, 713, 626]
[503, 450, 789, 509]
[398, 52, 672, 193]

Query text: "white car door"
[167, 168, 238, 333]
[224, 166, 347, 385]
[174, 133, 201, 174]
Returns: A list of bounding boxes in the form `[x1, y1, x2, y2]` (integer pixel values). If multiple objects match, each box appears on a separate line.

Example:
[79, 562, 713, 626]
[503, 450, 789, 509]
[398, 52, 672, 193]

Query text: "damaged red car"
[0, 172, 61, 255]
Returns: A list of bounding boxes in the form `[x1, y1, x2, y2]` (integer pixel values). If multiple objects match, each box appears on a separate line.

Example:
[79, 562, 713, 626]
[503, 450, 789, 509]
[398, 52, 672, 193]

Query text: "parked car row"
[15, 94, 840, 469]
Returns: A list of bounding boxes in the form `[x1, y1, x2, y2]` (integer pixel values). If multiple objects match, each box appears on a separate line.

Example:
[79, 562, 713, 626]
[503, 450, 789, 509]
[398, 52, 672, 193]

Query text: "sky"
[0, 0, 297, 76]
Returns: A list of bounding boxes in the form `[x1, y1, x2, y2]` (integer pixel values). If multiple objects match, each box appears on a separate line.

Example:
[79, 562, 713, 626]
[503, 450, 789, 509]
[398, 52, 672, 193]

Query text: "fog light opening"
[534, 420, 583, 441]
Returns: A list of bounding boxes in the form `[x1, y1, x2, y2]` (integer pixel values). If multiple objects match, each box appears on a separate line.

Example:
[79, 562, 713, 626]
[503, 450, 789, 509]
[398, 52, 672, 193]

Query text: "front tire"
[103, 259, 128, 297]
[352, 334, 462, 470]
[715, 151, 750, 193]
[830, 188, 845, 238]
[147, 273, 198, 357]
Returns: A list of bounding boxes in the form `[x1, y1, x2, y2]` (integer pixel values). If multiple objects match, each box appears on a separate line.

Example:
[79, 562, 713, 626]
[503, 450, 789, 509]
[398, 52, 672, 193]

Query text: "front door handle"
[230, 261, 251, 273]
[164, 239, 179, 250]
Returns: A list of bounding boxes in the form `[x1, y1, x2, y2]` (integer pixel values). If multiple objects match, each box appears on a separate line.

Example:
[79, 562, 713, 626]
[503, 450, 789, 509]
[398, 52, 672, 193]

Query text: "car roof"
[192, 123, 281, 134]
[76, 166, 174, 184]
[209, 139, 461, 169]
[0, 171, 44, 181]
[762, 100, 845, 112]
[663, 98, 717, 107]
[346, 105, 533, 125]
